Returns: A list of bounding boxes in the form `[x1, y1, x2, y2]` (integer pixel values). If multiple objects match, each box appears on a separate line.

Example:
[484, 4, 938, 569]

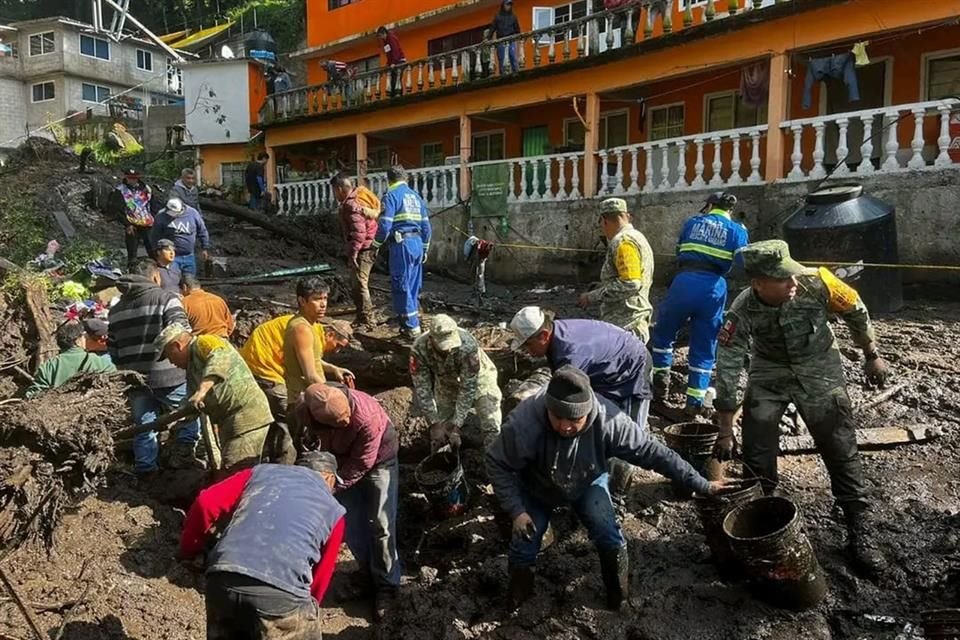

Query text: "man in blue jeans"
[490, 0, 520, 74]
[108, 261, 202, 474]
[487, 366, 731, 611]
[150, 196, 211, 276]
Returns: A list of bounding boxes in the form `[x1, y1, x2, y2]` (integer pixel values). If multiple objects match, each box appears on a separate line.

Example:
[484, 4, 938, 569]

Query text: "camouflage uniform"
[187, 335, 274, 471]
[410, 316, 502, 448]
[715, 241, 875, 510]
[583, 198, 655, 342]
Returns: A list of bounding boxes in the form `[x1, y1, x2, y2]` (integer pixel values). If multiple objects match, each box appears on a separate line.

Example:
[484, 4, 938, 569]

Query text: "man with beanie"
[179, 452, 346, 638]
[487, 366, 732, 611]
[294, 383, 400, 621]
[150, 196, 211, 276]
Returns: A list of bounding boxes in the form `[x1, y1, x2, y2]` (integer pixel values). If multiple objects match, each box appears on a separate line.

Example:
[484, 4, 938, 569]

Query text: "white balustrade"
[405, 166, 461, 208]
[273, 179, 336, 216]
[470, 153, 584, 202]
[780, 99, 959, 181]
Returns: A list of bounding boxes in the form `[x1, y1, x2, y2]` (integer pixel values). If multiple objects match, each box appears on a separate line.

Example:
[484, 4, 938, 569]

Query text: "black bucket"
[693, 480, 763, 577]
[415, 449, 468, 518]
[663, 422, 720, 497]
[923, 609, 960, 639]
[722, 496, 827, 610]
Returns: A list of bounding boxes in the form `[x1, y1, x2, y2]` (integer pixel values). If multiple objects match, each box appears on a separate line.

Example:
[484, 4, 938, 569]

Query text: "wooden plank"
[780, 426, 942, 455]
[51, 211, 77, 240]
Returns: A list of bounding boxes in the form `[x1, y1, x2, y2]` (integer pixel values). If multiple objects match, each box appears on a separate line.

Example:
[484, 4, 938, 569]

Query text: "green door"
[522, 125, 550, 198]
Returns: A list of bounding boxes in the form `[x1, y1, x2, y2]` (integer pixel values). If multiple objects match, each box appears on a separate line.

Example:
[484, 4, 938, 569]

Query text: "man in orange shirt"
[180, 274, 235, 338]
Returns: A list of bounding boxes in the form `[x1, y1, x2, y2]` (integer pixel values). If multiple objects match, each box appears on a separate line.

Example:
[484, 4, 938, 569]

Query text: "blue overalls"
[650, 209, 749, 407]
[373, 181, 432, 331]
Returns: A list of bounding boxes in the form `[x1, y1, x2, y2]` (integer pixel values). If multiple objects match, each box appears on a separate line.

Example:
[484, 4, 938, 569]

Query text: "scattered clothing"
[25, 346, 116, 398]
[803, 53, 859, 110]
[240, 315, 325, 385]
[740, 61, 770, 108]
[184, 289, 235, 338]
[852, 41, 870, 67]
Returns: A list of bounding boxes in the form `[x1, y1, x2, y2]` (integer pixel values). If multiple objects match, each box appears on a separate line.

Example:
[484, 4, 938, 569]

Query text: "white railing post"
[643, 144, 655, 193]
[787, 123, 805, 179]
[506, 160, 518, 202]
[691, 138, 706, 188]
[908, 107, 927, 169]
[531, 159, 542, 201]
[659, 143, 671, 190]
[613, 149, 625, 195]
[569, 155, 582, 199]
[834, 117, 850, 177]
[708, 136, 723, 186]
[557, 156, 569, 200]
[936, 103, 954, 167]
[811, 121, 827, 179]
[598, 149, 610, 195]
[857, 115, 875, 175]
[676, 141, 690, 189]
[728, 134, 743, 185]
[518, 160, 529, 202]
[627, 147, 641, 195]
[881, 114, 901, 172]
[748, 129, 763, 183]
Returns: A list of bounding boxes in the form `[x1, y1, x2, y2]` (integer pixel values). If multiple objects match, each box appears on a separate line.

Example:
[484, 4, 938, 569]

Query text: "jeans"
[175, 253, 197, 276]
[509, 473, 625, 568]
[496, 41, 518, 74]
[336, 457, 401, 589]
[205, 572, 321, 640]
[131, 384, 201, 472]
[607, 395, 650, 495]
[803, 52, 860, 110]
[249, 195, 262, 211]
[350, 248, 376, 324]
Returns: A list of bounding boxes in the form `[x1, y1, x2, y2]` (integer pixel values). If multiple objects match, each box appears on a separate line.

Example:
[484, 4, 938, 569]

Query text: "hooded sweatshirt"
[490, 6, 521, 38]
[150, 203, 211, 256]
[486, 390, 710, 518]
[107, 275, 189, 389]
[171, 179, 201, 210]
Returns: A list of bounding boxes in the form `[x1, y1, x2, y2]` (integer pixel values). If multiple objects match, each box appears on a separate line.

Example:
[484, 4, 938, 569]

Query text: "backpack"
[355, 186, 382, 220]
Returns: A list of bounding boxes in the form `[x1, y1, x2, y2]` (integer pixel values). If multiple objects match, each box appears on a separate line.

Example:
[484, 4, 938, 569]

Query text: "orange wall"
[248, 62, 268, 126]
[198, 143, 254, 185]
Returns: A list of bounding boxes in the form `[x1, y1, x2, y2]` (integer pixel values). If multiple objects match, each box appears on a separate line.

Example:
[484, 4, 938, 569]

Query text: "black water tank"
[245, 29, 277, 58]
[783, 184, 902, 313]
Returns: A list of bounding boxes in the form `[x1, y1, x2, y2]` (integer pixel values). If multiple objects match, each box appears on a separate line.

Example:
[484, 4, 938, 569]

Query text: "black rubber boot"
[652, 370, 670, 402]
[844, 507, 885, 580]
[507, 565, 535, 608]
[598, 545, 629, 611]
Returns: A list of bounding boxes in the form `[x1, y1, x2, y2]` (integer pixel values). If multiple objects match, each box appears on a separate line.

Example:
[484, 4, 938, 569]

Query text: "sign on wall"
[470, 162, 510, 219]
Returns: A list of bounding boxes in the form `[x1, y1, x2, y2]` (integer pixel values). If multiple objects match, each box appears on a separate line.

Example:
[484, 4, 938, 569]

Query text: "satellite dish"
[221, 44, 235, 59]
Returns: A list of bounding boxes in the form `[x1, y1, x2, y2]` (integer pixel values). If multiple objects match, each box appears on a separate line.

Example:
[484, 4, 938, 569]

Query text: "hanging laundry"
[802, 53, 860, 110]
[637, 98, 647, 133]
[851, 41, 870, 67]
[740, 61, 770, 108]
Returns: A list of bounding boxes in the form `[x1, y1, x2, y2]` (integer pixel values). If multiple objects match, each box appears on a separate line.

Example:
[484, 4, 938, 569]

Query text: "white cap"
[509, 306, 546, 352]
[165, 197, 184, 215]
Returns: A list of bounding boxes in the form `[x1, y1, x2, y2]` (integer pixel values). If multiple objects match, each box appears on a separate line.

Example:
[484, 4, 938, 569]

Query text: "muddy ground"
[1, 150, 959, 639]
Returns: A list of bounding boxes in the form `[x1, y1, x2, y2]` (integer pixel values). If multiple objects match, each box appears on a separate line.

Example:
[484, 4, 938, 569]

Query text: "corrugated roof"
[169, 22, 234, 50]
[159, 29, 188, 43]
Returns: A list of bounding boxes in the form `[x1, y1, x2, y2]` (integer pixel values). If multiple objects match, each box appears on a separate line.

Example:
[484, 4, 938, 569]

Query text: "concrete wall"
[0, 75, 26, 150]
[426, 170, 960, 286]
[142, 104, 187, 152]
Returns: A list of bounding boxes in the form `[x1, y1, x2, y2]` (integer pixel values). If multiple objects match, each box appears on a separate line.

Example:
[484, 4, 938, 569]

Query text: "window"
[79, 34, 110, 60]
[705, 92, 767, 132]
[136, 49, 153, 71]
[328, 0, 353, 9]
[82, 83, 111, 103]
[220, 162, 247, 188]
[533, 3, 621, 49]
[427, 26, 488, 56]
[31, 81, 55, 102]
[926, 53, 960, 100]
[167, 62, 183, 96]
[422, 143, 445, 167]
[349, 55, 380, 74]
[367, 146, 392, 170]
[649, 104, 685, 141]
[471, 131, 505, 162]
[29, 31, 55, 56]
[564, 111, 629, 149]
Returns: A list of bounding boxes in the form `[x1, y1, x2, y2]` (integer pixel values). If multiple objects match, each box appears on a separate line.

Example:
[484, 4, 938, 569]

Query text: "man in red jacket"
[332, 173, 378, 328]
[295, 382, 400, 622]
[377, 26, 406, 97]
[179, 452, 345, 638]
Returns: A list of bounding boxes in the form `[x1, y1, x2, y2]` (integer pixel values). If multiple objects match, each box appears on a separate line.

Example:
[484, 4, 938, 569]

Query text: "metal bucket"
[722, 496, 827, 610]
[663, 422, 720, 497]
[693, 480, 763, 577]
[415, 449, 468, 518]
[923, 609, 960, 639]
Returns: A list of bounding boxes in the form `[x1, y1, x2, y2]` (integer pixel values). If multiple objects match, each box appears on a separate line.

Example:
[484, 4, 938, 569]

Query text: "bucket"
[663, 422, 720, 497]
[722, 496, 827, 610]
[693, 480, 763, 577]
[415, 449, 469, 518]
[923, 609, 960, 639]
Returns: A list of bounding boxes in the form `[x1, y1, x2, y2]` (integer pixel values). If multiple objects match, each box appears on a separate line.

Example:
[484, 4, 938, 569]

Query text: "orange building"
[210, 0, 958, 214]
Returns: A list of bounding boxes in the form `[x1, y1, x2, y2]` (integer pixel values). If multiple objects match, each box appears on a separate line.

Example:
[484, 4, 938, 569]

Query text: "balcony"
[261, 0, 796, 125]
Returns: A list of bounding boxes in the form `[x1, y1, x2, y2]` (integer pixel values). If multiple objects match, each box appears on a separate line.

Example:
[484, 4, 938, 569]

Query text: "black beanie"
[545, 366, 593, 419]
[296, 450, 339, 476]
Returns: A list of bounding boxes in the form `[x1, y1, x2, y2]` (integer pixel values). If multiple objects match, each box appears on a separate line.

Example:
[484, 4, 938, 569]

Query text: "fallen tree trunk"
[199, 197, 314, 250]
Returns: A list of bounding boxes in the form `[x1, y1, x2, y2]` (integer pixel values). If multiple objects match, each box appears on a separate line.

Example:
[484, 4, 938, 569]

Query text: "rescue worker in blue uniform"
[650, 191, 749, 416]
[372, 165, 432, 340]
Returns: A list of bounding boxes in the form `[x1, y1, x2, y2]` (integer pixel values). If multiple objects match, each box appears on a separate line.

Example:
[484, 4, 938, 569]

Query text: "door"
[824, 59, 887, 170]
[522, 125, 551, 197]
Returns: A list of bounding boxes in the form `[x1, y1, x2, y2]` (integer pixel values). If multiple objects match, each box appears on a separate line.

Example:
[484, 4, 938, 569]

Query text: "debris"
[0, 564, 44, 640]
[855, 383, 907, 411]
[780, 425, 942, 454]
[199, 197, 322, 251]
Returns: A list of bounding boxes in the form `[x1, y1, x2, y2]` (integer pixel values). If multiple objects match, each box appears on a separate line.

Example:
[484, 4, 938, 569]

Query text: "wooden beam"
[764, 52, 789, 181]
[582, 93, 600, 199]
[459, 113, 472, 200]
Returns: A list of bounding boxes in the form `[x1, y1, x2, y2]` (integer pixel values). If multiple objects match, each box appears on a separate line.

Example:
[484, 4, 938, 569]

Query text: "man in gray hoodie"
[487, 366, 731, 611]
[171, 168, 201, 211]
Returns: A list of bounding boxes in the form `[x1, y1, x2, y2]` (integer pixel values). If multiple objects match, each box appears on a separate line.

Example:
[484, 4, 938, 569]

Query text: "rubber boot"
[507, 565, 535, 608]
[168, 441, 205, 470]
[844, 507, 885, 580]
[373, 587, 396, 622]
[598, 545, 629, 611]
[652, 370, 670, 402]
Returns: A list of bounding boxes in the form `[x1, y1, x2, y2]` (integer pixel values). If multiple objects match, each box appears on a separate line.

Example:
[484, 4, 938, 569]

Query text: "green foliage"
[0, 197, 48, 266]
[227, 0, 305, 53]
[146, 150, 197, 182]
[60, 238, 111, 275]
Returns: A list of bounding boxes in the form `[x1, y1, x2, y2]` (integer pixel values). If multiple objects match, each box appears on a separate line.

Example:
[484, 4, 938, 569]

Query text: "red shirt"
[179, 468, 344, 603]
[382, 31, 406, 65]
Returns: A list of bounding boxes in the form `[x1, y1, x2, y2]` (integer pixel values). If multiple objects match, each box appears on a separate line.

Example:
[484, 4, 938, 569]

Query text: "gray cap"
[545, 366, 593, 420]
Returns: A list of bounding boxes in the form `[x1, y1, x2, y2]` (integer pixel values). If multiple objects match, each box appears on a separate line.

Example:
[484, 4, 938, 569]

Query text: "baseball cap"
[123, 168, 140, 179]
[165, 197, 185, 215]
[737, 240, 810, 279]
[83, 318, 109, 339]
[156, 239, 175, 250]
[509, 306, 546, 352]
[599, 197, 628, 216]
[429, 314, 461, 352]
[152, 322, 191, 360]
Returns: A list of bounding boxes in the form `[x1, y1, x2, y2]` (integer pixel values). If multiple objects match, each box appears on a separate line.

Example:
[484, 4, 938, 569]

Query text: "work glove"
[713, 410, 738, 461]
[429, 421, 455, 453]
[512, 512, 537, 542]
[864, 356, 889, 386]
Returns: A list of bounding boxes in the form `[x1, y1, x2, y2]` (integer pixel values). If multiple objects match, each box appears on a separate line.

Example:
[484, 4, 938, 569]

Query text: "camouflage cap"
[737, 240, 810, 279]
[599, 197, 628, 216]
[153, 322, 192, 360]
[429, 314, 461, 352]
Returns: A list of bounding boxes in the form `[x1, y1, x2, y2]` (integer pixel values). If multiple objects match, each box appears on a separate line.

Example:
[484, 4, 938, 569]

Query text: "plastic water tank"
[783, 184, 902, 313]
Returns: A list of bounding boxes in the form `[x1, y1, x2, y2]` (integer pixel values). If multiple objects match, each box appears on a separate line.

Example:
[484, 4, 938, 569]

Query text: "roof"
[8, 16, 168, 50]
[159, 29, 188, 44]
[167, 22, 234, 51]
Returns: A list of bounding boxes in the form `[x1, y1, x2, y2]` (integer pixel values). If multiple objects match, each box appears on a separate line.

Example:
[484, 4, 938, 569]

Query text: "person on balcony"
[372, 165, 431, 341]
[650, 191, 749, 418]
[377, 27, 406, 98]
[577, 197, 655, 342]
[109, 168, 155, 272]
[490, 0, 520, 74]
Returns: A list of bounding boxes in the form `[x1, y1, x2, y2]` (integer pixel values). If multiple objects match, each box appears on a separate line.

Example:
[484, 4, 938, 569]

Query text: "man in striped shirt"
[108, 261, 202, 474]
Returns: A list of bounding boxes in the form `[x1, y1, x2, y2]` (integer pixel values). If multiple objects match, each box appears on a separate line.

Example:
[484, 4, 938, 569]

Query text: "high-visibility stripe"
[393, 213, 423, 223]
[652, 348, 673, 355]
[678, 243, 734, 260]
[652, 366, 670, 373]
[686, 387, 707, 399]
[707, 208, 731, 218]
[371, 239, 383, 248]
[388, 181, 406, 190]
[689, 366, 713, 374]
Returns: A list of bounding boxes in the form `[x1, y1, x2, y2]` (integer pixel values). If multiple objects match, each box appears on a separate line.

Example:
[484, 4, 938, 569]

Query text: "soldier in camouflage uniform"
[156, 323, 274, 474]
[578, 198, 655, 342]
[409, 314, 502, 450]
[713, 240, 889, 577]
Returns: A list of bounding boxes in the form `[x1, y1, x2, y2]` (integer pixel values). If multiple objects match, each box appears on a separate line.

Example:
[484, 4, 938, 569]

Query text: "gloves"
[512, 513, 537, 541]
[864, 355, 888, 386]
[713, 410, 738, 461]
[429, 421, 457, 452]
